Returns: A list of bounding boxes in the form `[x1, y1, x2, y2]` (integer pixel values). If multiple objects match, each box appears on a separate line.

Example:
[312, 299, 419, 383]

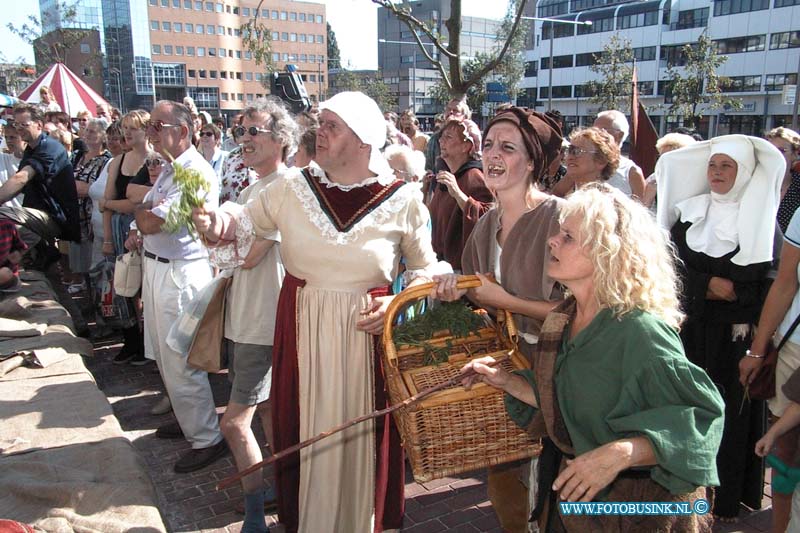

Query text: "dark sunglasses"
[199, 131, 216, 138]
[146, 158, 164, 168]
[145, 120, 181, 133]
[233, 125, 272, 138]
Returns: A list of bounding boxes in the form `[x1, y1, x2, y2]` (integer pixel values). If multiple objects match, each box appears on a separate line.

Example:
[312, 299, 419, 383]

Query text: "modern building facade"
[522, 0, 800, 137]
[377, 0, 503, 118]
[146, 0, 327, 117]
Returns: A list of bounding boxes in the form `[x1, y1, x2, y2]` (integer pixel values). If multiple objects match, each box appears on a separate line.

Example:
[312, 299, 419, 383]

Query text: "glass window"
[316, 35, 324, 44]
[186, 23, 193, 32]
[187, 46, 195, 56]
[289, 53, 297, 62]
[290, 12, 297, 21]
[280, 11, 287, 20]
[244, 51, 252, 60]
[173, 0, 180, 7]
[281, 32, 288, 41]
[307, 33, 314, 42]
[176, 46, 184, 55]
[714, 0, 769, 15]
[161, 0, 168, 6]
[152, 44, 162, 54]
[308, 13, 315, 22]
[272, 31, 279, 40]
[227, 27, 232, 36]
[210, 70, 217, 78]
[162, 21, 171, 31]
[151, 20, 159, 30]
[205, 2, 213, 11]
[80, 43, 90, 54]
[188, 69, 196, 78]
[199, 69, 206, 78]
[272, 10, 279, 19]
[246, 72, 253, 81]
[217, 25, 224, 35]
[300, 13, 306, 22]
[775, 0, 800, 6]
[198, 47, 206, 57]
[208, 48, 216, 56]
[221, 71, 227, 78]
[149, 0, 157, 5]
[290, 33, 297, 42]
[247, 94, 254, 101]
[300, 34, 306, 43]
[219, 47, 225, 55]
[770, 31, 800, 49]
[207, 24, 214, 33]
[234, 28, 240, 37]
[309, 54, 316, 62]
[242, 7, 250, 16]
[164, 45, 173, 54]
[221, 93, 228, 101]
[316, 15, 323, 23]
[282, 53, 289, 61]
[721, 75, 762, 92]
[216, 2, 222, 12]
[262, 9, 268, 17]
[237, 94, 243, 101]
[310, 74, 316, 82]
[194, 0, 202, 9]
[255, 73, 263, 81]
[272, 52, 280, 61]
[196, 25, 204, 34]
[174, 22, 182, 32]
[233, 6, 238, 14]
[714, 35, 766, 53]
[183, 0, 191, 8]
[236, 50, 242, 58]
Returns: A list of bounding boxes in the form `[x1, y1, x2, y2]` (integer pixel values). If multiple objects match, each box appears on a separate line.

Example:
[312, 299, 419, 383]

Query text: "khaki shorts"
[226, 339, 272, 406]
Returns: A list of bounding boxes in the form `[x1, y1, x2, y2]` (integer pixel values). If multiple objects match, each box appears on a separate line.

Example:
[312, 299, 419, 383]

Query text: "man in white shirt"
[0, 122, 24, 208]
[134, 100, 226, 473]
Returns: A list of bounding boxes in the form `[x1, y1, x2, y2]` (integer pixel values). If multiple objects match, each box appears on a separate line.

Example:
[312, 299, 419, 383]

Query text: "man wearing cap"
[193, 91, 450, 533]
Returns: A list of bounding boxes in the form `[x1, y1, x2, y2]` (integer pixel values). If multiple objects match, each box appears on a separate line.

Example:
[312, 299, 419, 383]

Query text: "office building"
[147, 0, 327, 117]
[522, 0, 800, 136]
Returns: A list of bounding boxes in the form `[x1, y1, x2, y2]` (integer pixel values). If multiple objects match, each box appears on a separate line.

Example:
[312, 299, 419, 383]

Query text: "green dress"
[506, 308, 725, 495]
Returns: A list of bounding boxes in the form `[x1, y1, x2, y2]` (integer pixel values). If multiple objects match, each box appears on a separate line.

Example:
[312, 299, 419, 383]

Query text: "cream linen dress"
[239, 168, 440, 533]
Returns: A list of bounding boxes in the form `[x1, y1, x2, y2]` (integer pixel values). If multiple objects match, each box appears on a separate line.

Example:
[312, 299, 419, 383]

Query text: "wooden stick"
[215, 353, 510, 491]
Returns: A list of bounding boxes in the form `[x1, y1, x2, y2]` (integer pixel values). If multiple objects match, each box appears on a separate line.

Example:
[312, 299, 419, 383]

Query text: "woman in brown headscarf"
[433, 107, 566, 532]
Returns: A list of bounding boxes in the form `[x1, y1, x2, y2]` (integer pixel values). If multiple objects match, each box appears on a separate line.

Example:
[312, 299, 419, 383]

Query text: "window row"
[153, 44, 253, 59]
[150, 20, 240, 36]
[270, 52, 326, 64]
[714, 35, 766, 54]
[270, 31, 325, 44]
[713, 0, 769, 16]
[530, 75, 786, 98]
[187, 69, 263, 81]
[148, 0, 324, 23]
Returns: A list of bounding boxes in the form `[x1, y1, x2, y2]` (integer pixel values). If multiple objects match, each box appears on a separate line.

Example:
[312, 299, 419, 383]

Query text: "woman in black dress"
[657, 135, 785, 520]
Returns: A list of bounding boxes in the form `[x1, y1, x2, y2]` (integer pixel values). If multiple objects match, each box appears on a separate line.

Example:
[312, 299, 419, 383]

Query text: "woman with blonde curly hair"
[461, 183, 724, 532]
[551, 127, 619, 197]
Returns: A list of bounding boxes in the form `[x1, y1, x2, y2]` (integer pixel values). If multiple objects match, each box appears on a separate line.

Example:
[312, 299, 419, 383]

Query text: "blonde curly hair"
[560, 182, 684, 329]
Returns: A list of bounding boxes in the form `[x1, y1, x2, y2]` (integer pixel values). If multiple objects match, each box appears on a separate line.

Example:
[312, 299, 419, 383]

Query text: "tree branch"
[371, 0, 456, 59]
[462, 0, 528, 89]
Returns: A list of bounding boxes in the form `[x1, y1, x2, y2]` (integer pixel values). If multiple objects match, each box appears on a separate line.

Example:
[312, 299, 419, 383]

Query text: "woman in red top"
[426, 117, 493, 271]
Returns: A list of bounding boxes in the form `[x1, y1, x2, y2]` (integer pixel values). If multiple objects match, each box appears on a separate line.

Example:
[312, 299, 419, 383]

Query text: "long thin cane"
[215, 353, 510, 491]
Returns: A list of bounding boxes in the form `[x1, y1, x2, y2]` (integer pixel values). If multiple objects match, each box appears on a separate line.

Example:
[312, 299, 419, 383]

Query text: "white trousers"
[143, 255, 222, 449]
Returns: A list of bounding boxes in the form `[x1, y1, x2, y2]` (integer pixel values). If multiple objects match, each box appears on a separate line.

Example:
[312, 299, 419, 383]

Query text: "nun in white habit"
[656, 134, 785, 520]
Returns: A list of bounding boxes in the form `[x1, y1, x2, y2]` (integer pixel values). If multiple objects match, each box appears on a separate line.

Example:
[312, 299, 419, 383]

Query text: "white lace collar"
[308, 165, 395, 191]
[287, 170, 418, 245]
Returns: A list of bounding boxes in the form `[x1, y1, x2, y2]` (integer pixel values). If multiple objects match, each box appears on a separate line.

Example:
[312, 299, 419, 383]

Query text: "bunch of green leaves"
[162, 161, 211, 237]
[392, 301, 485, 366]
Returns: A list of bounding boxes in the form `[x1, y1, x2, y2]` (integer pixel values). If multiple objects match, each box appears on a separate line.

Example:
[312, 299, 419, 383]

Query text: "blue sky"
[0, 1, 509, 70]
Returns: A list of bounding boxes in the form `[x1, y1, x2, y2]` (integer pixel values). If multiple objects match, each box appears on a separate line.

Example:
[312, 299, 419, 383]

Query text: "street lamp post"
[522, 16, 592, 111]
[379, 38, 438, 114]
[109, 68, 123, 112]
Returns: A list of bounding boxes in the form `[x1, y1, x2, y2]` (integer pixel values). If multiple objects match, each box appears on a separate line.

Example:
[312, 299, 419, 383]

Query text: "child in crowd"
[0, 218, 28, 292]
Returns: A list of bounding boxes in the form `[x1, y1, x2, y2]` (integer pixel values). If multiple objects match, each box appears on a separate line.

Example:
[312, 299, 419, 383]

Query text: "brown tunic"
[461, 198, 564, 339]
[428, 160, 493, 270]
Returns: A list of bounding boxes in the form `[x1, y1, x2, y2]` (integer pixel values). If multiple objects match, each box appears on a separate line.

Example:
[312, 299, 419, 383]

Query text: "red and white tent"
[18, 63, 109, 117]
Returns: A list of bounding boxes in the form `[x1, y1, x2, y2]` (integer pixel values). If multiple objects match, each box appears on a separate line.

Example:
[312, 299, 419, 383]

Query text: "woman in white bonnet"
[657, 134, 785, 521]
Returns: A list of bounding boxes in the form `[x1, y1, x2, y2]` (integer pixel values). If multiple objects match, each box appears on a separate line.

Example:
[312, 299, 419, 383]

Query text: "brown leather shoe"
[174, 440, 228, 473]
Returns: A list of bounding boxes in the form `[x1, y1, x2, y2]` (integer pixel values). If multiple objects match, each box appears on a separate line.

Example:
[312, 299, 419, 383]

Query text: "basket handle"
[382, 274, 517, 365]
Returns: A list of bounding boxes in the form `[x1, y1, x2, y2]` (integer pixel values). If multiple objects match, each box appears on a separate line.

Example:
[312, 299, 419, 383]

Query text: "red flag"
[630, 67, 659, 178]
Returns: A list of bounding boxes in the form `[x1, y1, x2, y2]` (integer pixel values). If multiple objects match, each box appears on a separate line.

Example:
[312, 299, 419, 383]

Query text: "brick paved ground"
[75, 296, 773, 533]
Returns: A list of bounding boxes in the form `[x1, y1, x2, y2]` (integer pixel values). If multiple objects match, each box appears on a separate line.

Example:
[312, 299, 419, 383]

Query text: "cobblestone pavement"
[81, 327, 772, 533]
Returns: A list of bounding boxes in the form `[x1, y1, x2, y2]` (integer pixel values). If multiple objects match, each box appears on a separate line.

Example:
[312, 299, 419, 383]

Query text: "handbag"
[186, 275, 233, 373]
[749, 313, 800, 400]
[114, 251, 142, 297]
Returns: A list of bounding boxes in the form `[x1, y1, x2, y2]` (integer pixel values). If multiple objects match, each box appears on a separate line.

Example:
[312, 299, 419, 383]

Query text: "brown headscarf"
[484, 107, 563, 183]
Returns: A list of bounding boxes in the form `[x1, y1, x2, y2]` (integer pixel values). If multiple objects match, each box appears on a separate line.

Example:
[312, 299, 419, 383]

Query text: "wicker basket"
[381, 275, 540, 483]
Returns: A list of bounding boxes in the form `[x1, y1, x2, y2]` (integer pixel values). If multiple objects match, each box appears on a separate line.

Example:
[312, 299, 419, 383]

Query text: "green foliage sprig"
[162, 160, 211, 237]
[392, 301, 485, 366]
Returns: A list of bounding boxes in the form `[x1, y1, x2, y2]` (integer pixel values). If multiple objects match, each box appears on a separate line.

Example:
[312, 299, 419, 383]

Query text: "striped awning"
[18, 62, 109, 117]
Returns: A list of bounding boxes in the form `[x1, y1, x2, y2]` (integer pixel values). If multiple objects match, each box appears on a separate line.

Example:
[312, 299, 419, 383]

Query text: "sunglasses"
[145, 120, 181, 133]
[566, 145, 598, 157]
[233, 125, 272, 138]
[146, 158, 164, 168]
[199, 131, 216, 138]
